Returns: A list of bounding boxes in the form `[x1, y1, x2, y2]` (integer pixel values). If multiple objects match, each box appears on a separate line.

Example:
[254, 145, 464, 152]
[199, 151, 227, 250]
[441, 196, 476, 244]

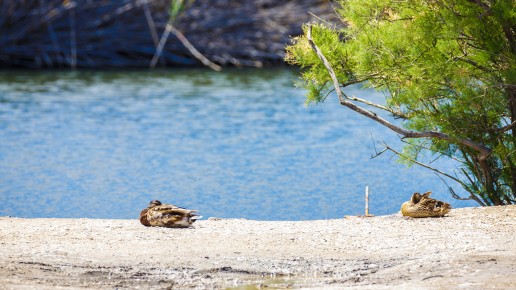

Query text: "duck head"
[148, 200, 162, 208]
[410, 192, 422, 204]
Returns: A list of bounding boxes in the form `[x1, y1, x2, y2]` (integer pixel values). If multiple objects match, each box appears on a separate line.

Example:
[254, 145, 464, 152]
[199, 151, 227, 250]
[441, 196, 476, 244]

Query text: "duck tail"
[191, 215, 203, 221]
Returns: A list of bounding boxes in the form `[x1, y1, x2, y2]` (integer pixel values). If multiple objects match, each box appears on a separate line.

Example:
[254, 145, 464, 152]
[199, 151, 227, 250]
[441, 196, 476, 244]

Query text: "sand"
[0, 205, 515, 289]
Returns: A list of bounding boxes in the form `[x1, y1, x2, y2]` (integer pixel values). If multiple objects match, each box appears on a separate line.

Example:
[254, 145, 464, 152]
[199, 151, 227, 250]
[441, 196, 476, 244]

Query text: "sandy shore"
[1, 205, 515, 289]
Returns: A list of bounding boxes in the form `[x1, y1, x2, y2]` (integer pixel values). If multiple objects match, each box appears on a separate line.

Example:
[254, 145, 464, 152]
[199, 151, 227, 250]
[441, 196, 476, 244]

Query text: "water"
[0, 69, 477, 220]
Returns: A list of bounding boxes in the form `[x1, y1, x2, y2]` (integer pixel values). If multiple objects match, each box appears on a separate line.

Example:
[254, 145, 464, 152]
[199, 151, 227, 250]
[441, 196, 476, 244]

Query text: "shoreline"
[1, 205, 515, 289]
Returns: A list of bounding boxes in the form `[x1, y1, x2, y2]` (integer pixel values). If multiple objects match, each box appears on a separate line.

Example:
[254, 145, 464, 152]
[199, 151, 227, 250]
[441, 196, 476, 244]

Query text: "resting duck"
[401, 192, 451, 218]
[139, 200, 200, 228]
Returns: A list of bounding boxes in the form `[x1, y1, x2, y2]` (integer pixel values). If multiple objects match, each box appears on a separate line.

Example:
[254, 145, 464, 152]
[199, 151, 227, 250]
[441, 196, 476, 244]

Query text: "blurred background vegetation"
[0, 0, 337, 69]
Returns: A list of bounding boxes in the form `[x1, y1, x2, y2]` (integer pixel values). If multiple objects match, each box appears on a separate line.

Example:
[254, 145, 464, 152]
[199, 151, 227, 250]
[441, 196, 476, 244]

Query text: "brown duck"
[401, 192, 451, 218]
[139, 200, 200, 228]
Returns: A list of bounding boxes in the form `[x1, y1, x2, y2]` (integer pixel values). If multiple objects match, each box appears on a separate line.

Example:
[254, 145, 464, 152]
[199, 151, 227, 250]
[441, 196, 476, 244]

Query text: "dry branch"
[150, 23, 221, 71]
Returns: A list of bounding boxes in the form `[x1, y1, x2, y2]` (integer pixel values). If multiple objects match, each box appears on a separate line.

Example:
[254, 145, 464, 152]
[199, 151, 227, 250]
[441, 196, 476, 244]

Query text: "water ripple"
[0, 69, 476, 220]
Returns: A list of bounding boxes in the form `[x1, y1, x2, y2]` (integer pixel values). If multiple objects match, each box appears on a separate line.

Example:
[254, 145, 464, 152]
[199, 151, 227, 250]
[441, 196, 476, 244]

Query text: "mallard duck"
[139, 200, 200, 228]
[401, 191, 451, 218]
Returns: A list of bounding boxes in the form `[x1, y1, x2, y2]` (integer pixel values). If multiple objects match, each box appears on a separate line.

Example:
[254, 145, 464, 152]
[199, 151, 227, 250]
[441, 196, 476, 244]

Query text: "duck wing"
[147, 204, 199, 228]
[139, 208, 151, 226]
[157, 203, 189, 210]
[419, 196, 451, 217]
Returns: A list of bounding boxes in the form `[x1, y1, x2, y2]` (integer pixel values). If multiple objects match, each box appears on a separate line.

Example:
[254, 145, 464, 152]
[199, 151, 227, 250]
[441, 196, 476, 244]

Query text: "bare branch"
[375, 140, 486, 205]
[436, 173, 487, 205]
[169, 25, 221, 71]
[378, 142, 467, 186]
[141, 0, 159, 47]
[436, 174, 470, 200]
[151, 23, 221, 71]
[306, 25, 346, 104]
[399, 139, 465, 164]
[149, 22, 172, 68]
[492, 120, 516, 134]
[305, 24, 492, 158]
[453, 56, 492, 72]
[348, 94, 409, 119]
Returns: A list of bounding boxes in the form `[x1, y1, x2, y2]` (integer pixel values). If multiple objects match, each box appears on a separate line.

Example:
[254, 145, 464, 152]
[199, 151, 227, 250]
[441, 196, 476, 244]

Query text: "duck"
[139, 200, 200, 228]
[401, 191, 451, 218]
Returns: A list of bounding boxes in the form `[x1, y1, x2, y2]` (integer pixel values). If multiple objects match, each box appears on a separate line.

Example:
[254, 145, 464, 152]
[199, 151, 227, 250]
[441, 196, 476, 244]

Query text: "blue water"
[0, 69, 477, 220]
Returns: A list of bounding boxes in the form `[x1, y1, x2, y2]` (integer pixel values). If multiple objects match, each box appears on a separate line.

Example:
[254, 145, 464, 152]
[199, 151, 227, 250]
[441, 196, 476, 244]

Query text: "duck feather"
[401, 191, 451, 218]
[139, 200, 200, 228]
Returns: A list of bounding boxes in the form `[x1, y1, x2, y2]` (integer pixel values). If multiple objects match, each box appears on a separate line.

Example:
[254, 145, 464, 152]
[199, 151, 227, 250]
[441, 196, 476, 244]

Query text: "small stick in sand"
[364, 186, 374, 217]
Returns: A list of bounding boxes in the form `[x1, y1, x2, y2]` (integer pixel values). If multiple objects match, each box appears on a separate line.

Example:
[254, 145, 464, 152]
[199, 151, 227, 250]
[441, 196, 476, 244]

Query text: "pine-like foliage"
[286, 0, 515, 205]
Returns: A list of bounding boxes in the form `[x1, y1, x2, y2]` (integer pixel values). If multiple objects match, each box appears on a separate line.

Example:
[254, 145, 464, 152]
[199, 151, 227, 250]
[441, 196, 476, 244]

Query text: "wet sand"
[1, 205, 515, 289]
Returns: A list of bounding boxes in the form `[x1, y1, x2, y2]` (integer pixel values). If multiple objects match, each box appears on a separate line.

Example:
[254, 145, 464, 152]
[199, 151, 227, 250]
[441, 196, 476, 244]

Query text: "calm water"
[0, 69, 476, 220]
